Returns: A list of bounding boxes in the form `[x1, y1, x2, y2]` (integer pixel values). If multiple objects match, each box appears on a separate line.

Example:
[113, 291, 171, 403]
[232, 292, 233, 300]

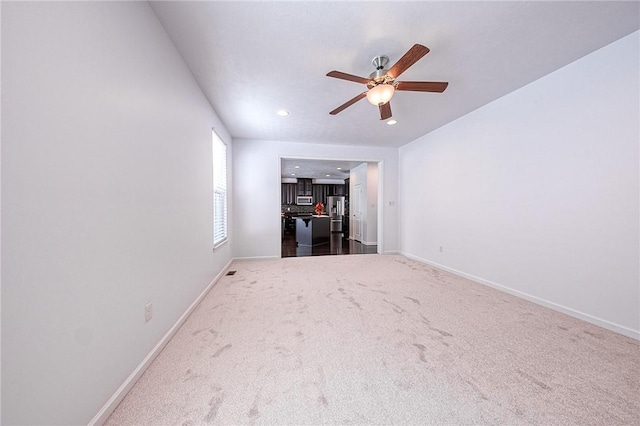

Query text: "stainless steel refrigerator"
[327, 196, 345, 233]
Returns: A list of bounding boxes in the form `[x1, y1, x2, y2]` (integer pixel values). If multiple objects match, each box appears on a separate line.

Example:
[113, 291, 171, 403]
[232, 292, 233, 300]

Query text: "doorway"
[280, 158, 381, 258]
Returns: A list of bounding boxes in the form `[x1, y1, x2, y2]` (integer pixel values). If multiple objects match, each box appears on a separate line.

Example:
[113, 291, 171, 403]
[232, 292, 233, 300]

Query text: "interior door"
[353, 184, 363, 242]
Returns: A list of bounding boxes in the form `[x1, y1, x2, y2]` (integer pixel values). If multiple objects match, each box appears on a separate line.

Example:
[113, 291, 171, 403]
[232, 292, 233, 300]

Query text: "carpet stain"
[517, 369, 551, 390]
[203, 393, 225, 423]
[348, 296, 363, 310]
[430, 327, 453, 337]
[383, 298, 405, 314]
[413, 343, 427, 362]
[465, 379, 489, 401]
[584, 330, 603, 339]
[419, 313, 431, 325]
[318, 394, 329, 407]
[212, 344, 232, 358]
[248, 394, 260, 418]
[295, 331, 304, 337]
[192, 328, 218, 338]
[183, 369, 196, 382]
[404, 296, 421, 305]
[432, 336, 450, 347]
[275, 346, 291, 356]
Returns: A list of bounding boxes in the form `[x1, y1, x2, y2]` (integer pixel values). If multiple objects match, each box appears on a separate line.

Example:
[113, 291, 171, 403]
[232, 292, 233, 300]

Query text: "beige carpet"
[105, 254, 640, 425]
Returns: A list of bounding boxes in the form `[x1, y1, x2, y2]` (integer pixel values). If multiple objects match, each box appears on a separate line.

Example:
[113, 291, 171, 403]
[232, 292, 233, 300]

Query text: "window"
[212, 130, 227, 248]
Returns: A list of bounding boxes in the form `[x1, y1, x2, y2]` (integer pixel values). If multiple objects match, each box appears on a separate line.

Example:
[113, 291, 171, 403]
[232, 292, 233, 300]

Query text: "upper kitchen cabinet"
[312, 184, 346, 207]
[282, 183, 297, 205]
[296, 178, 313, 196]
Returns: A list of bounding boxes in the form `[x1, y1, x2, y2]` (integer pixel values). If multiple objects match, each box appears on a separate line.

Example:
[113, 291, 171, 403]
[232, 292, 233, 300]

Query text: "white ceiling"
[151, 1, 639, 148]
[281, 158, 365, 181]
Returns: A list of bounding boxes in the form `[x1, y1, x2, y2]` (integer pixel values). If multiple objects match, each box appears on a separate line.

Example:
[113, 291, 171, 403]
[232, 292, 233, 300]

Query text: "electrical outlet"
[145, 302, 153, 323]
[439, 246, 443, 253]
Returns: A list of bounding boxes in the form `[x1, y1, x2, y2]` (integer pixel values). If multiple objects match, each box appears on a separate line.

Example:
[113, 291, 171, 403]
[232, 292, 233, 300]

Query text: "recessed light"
[291, 173, 296, 176]
[326, 174, 330, 177]
[294, 166, 300, 169]
[276, 109, 290, 117]
[387, 119, 397, 125]
[336, 167, 342, 170]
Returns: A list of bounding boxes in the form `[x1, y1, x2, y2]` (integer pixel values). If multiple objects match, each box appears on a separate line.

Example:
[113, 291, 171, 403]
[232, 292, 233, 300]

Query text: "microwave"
[296, 196, 313, 205]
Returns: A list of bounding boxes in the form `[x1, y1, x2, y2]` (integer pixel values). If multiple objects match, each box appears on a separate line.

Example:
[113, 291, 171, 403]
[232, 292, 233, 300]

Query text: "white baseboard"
[347, 236, 377, 246]
[234, 255, 280, 261]
[88, 259, 233, 425]
[400, 252, 640, 341]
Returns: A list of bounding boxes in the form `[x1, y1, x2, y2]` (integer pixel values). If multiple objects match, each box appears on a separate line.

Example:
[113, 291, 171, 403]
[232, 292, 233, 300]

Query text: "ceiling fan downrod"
[369, 55, 390, 83]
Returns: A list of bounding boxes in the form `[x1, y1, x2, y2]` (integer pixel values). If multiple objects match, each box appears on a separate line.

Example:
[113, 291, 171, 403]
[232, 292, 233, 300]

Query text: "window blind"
[212, 130, 227, 248]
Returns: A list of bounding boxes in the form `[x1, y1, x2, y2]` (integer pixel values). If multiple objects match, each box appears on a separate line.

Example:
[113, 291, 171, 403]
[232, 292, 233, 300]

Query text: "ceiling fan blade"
[329, 92, 367, 115]
[379, 102, 392, 120]
[387, 44, 430, 79]
[396, 81, 449, 93]
[326, 71, 371, 85]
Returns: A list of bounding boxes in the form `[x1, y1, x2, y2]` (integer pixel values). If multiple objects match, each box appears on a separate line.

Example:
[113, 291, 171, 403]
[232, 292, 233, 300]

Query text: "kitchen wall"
[399, 31, 639, 338]
[1, 2, 233, 424]
[233, 139, 398, 258]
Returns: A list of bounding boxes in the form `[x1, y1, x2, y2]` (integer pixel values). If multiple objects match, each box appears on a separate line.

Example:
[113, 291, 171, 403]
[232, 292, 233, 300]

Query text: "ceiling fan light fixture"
[366, 84, 395, 106]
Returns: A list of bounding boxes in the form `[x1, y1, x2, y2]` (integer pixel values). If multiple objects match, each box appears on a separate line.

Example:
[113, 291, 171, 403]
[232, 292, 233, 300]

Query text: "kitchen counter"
[296, 216, 330, 246]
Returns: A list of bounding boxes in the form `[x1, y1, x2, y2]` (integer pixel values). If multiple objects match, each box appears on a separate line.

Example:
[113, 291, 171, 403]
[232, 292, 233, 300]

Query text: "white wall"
[399, 32, 639, 338]
[1, 2, 232, 424]
[233, 139, 398, 258]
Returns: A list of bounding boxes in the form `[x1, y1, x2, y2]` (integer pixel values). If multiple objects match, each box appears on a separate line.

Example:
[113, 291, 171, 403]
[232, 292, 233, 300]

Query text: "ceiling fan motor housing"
[368, 55, 397, 88]
[372, 55, 389, 70]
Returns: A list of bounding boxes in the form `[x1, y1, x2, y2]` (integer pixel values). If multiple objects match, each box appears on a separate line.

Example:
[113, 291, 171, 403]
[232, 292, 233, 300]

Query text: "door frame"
[352, 183, 363, 242]
[278, 155, 384, 256]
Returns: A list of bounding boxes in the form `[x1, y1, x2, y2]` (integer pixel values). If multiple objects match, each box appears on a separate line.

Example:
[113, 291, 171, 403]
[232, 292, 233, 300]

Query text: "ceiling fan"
[327, 44, 448, 120]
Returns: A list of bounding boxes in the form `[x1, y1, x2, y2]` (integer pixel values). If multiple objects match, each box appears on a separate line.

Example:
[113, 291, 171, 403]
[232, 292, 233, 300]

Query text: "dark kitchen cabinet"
[281, 183, 297, 204]
[312, 185, 327, 207]
[312, 184, 346, 207]
[296, 178, 313, 196]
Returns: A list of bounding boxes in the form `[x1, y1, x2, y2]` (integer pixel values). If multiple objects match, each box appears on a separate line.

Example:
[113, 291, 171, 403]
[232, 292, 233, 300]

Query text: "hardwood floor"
[281, 231, 377, 258]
